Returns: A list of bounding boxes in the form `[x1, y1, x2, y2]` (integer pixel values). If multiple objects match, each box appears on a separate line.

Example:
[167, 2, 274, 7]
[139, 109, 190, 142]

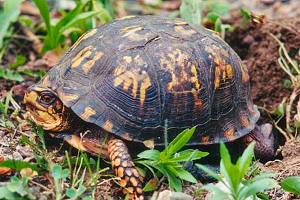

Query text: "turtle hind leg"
[108, 138, 144, 200]
[242, 123, 277, 161]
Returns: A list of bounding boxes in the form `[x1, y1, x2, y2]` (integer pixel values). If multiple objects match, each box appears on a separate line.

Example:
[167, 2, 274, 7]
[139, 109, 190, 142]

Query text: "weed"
[0, 90, 20, 128]
[180, 0, 231, 38]
[270, 34, 300, 140]
[0, 176, 36, 200]
[0, 0, 23, 61]
[197, 143, 278, 200]
[33, 0, 112, 53]
[136, 126, 208, 192]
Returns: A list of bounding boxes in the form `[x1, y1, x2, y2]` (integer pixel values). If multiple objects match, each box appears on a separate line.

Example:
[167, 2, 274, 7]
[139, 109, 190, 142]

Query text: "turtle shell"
[42, 15, 260, 146]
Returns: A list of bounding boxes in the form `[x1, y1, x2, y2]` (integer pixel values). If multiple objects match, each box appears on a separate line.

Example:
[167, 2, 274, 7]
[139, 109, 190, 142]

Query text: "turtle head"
[24, 85, 70, 132]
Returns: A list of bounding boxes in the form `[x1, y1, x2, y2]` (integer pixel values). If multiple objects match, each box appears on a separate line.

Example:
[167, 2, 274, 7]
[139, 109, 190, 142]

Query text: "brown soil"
[226, 14, 300, 110]
[262, 140, 300, 200]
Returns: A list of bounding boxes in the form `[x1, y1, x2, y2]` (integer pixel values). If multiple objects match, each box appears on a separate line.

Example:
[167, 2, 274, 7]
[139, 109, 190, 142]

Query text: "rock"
[154, 190, 193, 200]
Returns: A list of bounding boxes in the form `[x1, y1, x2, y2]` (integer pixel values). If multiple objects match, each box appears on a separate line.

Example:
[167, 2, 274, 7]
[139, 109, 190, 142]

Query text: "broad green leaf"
[170, 167, 197, 183]
[137, 149, 160, 160]
[6, 176, 28, 197]
[207, 2, 230, 16]
[156, 165, 182, 192]
[0, 160, 37, 171]
[0, 68, 24, 82]
[92, 0, 112, 23]
[203, 183, 228, 200]
[196, 164, 223, 182]
[0, 0, 22, 48]
[143, 178, 159, 192]
[240, 8, 251, 20]
[162, 126, 196, 159]
[206, 12, 220, 23]
[250, 172, 275, 182]
[281, 176, 300, 195]
[59, 11, 100, 35]
[0, 186, 19, 199]
[66, 188, 77, 198]
[237, 142, 255, 179]
[51, 164, 63, 180]
[238, 178, 278, 199]
[54, 3, 84, 36]
[169, 149, 208, 162]
[180, 0, 203, 25]
[32, 0, 51, 34]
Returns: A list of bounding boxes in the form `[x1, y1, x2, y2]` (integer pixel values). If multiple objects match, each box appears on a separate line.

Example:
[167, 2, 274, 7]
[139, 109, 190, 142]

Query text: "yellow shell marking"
[191, 65, 201, 90]
[113, 62, 151, 106]
[71, 29, 97, 50]
[226, 64, 233, 79]
[160, 49, 190, 91]
[103, 120, 113, 132]
[174, 25, 196, 36]
[82, 51, 104, 73]
[60, 93, 79, 103]
[123, 56, 132, 63]
[121, 26, 144, 41]
[117, 15, 136, 20]
[214, 67, 221, 89]
[71, 46, 94, 68]
[192, 88, 202, 109]
[80, 106, 96, 121]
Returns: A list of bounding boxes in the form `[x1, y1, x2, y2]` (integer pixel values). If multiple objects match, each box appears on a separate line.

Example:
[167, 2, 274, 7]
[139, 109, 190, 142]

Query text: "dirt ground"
[226, 13, 300, 110]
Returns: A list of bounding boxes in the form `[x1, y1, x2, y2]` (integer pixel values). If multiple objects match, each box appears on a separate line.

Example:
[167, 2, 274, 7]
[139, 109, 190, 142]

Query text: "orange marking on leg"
[118, 167, 124, 177]
[130, 177, 138, 187]
[114, 158, 121, 167]
[119, 179, 127, 187]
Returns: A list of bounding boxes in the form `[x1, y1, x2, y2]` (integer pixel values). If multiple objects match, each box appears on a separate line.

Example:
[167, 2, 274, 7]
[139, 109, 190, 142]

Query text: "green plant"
[270, 34, 300, 140]
[0, 160, 37, 172]
[197, 142, 278, 200]
[0, 176, 36, 200]
[179, 0, 231, 38]
[136, 127, 208, 192]
[0, 0, 23, 61]
[33, 0, 111, 53]
[281, 176, 300, 195]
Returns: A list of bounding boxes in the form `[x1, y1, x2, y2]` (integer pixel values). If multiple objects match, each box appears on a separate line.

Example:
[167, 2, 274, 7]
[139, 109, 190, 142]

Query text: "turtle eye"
[39, 92, 56, 105]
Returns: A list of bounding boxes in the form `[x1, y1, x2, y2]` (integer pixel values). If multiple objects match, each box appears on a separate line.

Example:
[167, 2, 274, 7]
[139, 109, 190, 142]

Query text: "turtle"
[24, 15, 276, 200]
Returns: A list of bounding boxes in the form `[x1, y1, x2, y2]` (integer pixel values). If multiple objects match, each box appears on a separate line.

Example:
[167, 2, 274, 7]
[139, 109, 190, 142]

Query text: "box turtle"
[24, 15, 276, 199]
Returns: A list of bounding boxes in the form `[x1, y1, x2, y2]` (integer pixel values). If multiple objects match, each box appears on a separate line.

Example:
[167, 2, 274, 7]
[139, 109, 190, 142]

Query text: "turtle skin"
[38, 15, 260, 199]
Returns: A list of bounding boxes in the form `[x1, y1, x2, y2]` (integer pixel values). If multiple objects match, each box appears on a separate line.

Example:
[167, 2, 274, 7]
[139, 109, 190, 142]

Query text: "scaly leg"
[108, 138, 144, 200]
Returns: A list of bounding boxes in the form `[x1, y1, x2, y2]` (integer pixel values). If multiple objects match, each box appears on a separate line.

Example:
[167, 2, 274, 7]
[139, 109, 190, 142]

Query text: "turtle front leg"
[108, 138, 144, 200]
